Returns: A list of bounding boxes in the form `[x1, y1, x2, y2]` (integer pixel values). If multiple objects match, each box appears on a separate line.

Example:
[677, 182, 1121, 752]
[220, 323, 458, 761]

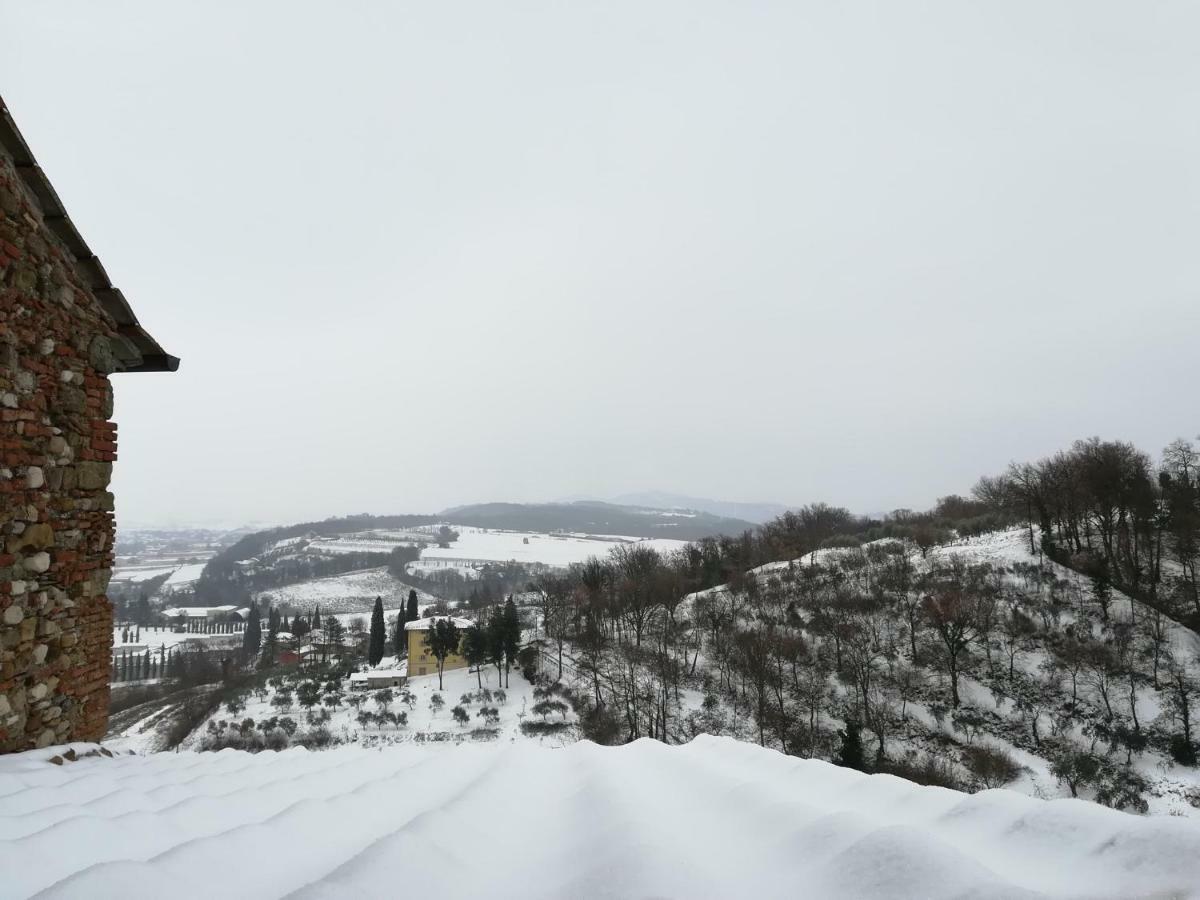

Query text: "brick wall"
[0, 148, 123, 752]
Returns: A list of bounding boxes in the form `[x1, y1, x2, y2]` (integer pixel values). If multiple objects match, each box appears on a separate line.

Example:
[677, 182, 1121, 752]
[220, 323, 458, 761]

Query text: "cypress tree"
[259, 617, 279, 671]
[501, 598, 521, 688]
[394, 606, 408, 658]
[312, 605, 321, 630]
[406, 589, 419, 622]
[368, 596, 386, 666]
[243, 602, 262, 658]
[836, 719, 867, 772]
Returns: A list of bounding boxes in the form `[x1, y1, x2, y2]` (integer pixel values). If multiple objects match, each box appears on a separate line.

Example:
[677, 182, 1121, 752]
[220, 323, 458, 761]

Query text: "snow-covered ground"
[111, 560, 210, 597]
[417, 526, 687, 569]
[254, 567, 433, 614]
[110, 564, 179, 583]
[111, 625, 235, 654]
[161, 562, 207, 589]
[175, 663, 571, 753]
[306, 537, 422, 554]
[5, 735, 1200, 899]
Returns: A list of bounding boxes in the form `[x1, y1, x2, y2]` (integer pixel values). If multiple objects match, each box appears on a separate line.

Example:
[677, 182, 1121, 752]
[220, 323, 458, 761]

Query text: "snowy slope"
[253, 567, 430, 614]
[419, 526, 687, 568]
[4, 736, 1200, 899]
[166, 665, 573, 754]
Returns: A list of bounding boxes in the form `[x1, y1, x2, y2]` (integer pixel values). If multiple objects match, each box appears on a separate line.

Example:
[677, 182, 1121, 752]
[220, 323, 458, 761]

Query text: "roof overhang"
[0, 95, 178, 373]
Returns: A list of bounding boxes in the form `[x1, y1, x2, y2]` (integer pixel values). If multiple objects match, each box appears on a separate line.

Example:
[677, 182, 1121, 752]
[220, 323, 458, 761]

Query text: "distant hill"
[606, 492, 792, 525]
[439, 501, 755, 540]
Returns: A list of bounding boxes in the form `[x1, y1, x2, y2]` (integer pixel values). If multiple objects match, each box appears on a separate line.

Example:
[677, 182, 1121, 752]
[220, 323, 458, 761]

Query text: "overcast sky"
[3, 2, 1197, 528]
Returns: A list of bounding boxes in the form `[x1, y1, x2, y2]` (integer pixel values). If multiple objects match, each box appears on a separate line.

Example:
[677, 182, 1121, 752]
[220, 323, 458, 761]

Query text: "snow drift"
[3, 736, 1200, 899]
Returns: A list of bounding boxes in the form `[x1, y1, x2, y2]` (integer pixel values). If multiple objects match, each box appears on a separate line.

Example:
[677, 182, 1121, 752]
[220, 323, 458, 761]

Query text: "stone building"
[0, 97, 176, 753]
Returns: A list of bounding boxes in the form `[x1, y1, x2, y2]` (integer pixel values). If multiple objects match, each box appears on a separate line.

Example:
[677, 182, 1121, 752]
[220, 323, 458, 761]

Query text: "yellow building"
[405, 615, 473, 677]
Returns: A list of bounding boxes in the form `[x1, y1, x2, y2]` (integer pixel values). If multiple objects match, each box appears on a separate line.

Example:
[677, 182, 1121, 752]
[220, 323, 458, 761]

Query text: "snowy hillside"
[253, 566, 434, 615]
[4, 736, 1200, 899]
[103, 657, 576, 755]
[414, 526, 687, 571]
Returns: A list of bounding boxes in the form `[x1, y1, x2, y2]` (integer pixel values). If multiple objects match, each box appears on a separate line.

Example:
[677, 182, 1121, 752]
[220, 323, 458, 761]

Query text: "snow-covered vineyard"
[3, 735, 1200, 899]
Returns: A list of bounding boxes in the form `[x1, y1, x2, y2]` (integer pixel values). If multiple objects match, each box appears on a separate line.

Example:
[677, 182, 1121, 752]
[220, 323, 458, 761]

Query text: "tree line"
[975, 436, 1200, 629]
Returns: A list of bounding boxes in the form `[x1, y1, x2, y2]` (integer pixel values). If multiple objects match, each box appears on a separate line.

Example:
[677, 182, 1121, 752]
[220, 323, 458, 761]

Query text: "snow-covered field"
[110, 564, 179, 583]
[177, 663, 570, 752]
[162, 562, 206, 588]
[254, 567, 432, 614]
[111, 626, 234, 654]
[306, 538, 421, 554]
[418, 526, 687, 569]
[5, 736, 1200, 899]
[111, 560, 209, 592]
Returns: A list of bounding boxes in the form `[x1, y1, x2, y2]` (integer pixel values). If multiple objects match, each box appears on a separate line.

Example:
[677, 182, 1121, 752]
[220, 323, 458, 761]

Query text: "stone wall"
[0, 148, 122, 752]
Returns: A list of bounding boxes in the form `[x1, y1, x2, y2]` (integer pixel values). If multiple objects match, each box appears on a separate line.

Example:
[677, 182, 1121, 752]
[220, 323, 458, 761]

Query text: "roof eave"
[0, 94, 178, 374]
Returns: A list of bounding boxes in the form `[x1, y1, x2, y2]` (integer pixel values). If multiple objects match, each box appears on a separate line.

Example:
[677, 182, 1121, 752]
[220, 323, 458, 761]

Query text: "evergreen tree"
[836, 719, 867, 772]
[424, 618, 461, 691]
[394, 606, 408, 658]
[326, 617, 346, 666]
[463, 623, 488, 688]
[243, 602, 263, 659]
[500, 598, 522, 688]
[312, 605, 321, 630]
[406, 589, 419, 622]
[259, 613, 279, 671]
[368, 596, 386, 666]
[486, 608, 507, 686]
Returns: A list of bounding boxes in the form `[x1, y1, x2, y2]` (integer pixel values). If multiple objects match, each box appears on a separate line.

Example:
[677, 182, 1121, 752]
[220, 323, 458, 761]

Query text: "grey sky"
[3, 2, 1197, 527]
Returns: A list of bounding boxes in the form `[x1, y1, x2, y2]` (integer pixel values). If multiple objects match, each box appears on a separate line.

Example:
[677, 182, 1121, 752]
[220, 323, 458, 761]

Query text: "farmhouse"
[404, 615, 472, 677]
[349, 664, 408, 690]
[0, 97, 176, 752]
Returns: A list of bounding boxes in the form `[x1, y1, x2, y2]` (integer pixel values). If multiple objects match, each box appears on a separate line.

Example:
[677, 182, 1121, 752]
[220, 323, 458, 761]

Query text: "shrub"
[1050, 749, 1103, 798]
[963, 745, 1022, 789]
[294, 727, 334, 749]
[452, 706, 470, 727]
[881, 753, 965, 791]
[430, 694, 445, 714]
[476, 706, 500, 726]
[296, 682, 322, 709]
[532, 699, 568, 721]
[578, 702, 622, 745]
[1170, 735, 1198, 767]
[1094, 764, 1149, 813]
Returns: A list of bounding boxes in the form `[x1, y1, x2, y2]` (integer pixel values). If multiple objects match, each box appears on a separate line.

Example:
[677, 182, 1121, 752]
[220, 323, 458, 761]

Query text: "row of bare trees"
[536, 524, 1200, 798]
[975, 437, 1200, 624]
